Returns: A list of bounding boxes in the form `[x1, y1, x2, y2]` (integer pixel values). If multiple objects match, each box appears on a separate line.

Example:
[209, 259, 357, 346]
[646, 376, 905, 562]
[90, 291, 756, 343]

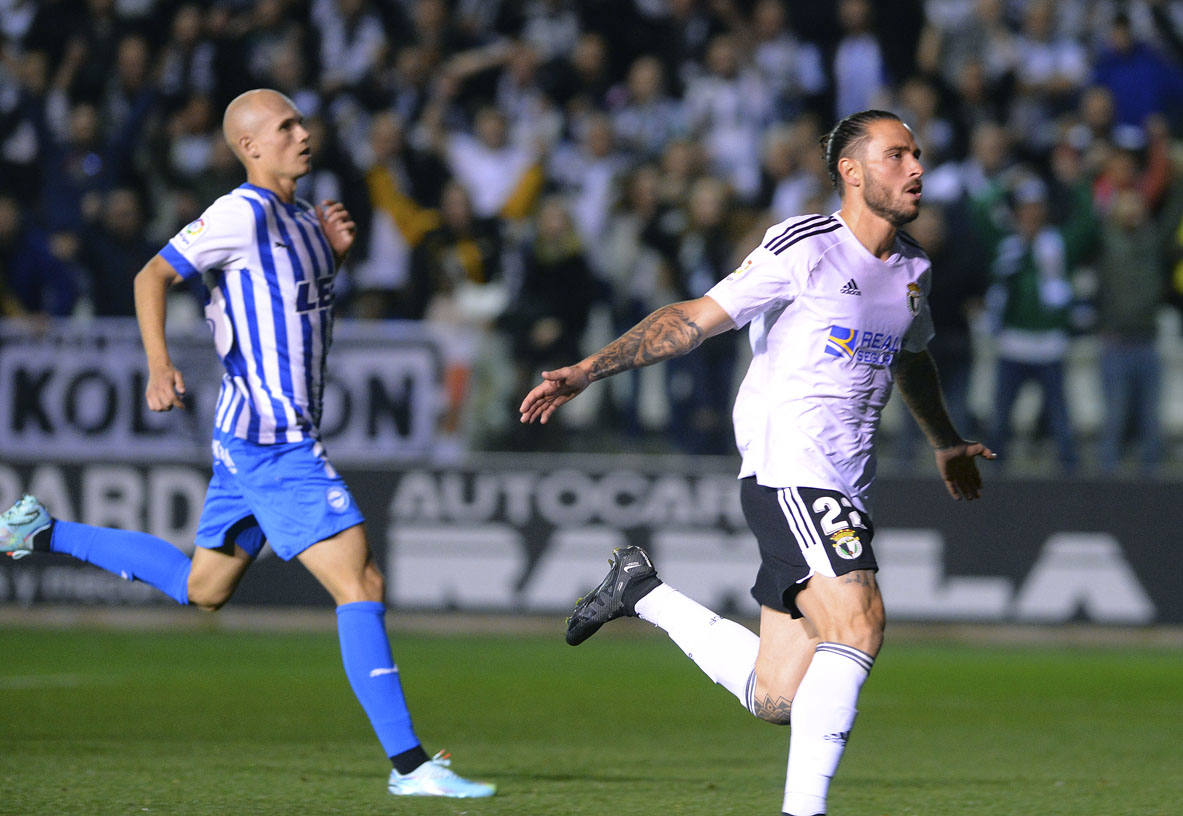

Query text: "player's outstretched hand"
[317, 200, 356, 263]
[934, 441, 996, 501]
[519, 364, 591, 425]
[145, 364, 186, 412]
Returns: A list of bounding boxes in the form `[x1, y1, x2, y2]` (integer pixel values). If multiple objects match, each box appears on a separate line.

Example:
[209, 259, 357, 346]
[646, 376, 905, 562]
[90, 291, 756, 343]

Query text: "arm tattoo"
[586, 304, 705, 381]
[752, 693, 793, 725]
[893, 350, 960, 448]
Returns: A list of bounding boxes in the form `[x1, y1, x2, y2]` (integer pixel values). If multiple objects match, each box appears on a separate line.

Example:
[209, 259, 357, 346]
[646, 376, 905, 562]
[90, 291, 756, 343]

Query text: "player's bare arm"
[519, 295, 734, 425]
[134, 253, 187, 412]
[317, 200, 356, 265]
[892, 348, 960, 447]
[892, 348, 995, 501]
[587, 300, 724, 379]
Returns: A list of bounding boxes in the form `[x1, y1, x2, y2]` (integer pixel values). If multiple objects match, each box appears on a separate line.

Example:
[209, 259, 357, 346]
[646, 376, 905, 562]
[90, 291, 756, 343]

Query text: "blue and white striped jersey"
[160, 183, 337, 445]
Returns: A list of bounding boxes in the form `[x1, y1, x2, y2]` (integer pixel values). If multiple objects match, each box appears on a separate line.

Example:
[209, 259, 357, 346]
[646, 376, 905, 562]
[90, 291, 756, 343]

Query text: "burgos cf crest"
[906, 282, 922, 316]
[829, 528, 863, 560]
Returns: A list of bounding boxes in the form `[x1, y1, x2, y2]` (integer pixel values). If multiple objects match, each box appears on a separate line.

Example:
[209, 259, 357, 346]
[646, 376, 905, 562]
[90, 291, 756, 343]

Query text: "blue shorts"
[194, 433, 365, 561]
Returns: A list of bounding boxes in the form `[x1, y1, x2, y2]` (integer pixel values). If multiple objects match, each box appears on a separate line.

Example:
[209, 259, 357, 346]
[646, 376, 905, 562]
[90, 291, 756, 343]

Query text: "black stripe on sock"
[815, 642, 874, 673]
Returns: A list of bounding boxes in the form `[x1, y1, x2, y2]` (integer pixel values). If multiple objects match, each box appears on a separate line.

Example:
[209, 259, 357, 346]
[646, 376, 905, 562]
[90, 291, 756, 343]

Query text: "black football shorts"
[741, 477, 878, 618]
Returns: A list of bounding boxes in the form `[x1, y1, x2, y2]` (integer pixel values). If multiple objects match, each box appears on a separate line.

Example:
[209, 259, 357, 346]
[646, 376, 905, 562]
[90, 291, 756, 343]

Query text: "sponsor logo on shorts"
[211, 439, 238, 474]
[326, 487, 349, 512]
[829, 528, 863, 560]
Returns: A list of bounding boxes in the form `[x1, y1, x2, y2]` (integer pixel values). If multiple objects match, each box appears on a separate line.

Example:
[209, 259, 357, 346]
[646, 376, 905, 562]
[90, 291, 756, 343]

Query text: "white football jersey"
[705, 212, 934, 511]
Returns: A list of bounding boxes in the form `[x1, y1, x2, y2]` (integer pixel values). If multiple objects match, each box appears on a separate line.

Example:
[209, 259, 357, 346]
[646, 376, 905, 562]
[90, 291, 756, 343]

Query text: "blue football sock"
[50, 521, 191, 605]
[336, 601, 421, 758]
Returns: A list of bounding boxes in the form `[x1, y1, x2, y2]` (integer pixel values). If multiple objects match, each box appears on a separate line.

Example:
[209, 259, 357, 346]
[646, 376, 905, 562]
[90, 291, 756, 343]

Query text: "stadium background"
[2, 0, 1183, 627]
[2, 6, 1182, 816]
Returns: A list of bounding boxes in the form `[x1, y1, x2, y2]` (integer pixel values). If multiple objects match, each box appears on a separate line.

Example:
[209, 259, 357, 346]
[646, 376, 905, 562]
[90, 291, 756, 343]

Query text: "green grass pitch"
[0, 622, 1177, 815]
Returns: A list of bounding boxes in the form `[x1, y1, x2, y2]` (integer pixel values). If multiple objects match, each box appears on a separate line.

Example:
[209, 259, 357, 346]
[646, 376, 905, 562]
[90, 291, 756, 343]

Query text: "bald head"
[220, 88, 311, 197]
[222, 88, 299, 161]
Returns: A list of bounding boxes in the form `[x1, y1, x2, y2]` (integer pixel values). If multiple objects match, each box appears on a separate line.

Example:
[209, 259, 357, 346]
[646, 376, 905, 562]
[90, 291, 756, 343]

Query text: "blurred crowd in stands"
[2, 0, 1183, 471]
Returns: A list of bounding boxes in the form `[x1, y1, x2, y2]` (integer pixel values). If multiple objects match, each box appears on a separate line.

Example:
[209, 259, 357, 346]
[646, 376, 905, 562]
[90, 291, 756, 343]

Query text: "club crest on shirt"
[829, 528, 863, 560]
[906, 282, 922, 316]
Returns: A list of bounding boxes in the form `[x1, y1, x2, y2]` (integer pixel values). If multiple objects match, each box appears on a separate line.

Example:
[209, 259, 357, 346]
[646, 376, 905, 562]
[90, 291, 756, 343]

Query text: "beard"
[863, 174, 920, 227]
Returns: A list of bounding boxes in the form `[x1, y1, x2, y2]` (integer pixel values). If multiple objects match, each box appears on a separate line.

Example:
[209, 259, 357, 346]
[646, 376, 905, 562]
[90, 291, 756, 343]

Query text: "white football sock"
[782, 642, 874, 816]
[635, 583, 759, 705]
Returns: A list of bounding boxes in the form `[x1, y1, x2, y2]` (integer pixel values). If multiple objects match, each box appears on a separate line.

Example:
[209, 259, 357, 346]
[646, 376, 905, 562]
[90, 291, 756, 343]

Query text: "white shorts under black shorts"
[741, 477, 878, 618]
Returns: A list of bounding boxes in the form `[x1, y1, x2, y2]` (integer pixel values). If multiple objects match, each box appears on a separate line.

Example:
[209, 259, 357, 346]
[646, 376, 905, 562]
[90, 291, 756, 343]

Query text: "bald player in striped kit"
[0, 89, 494, 799]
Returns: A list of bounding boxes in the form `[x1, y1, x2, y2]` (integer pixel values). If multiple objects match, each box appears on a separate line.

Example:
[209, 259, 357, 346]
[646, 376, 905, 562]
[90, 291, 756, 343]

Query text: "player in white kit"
[519, 110, 995, 815]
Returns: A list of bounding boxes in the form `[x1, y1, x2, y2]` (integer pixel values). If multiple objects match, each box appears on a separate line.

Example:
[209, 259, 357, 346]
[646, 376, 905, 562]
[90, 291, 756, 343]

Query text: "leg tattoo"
[752, 692, 793, 725]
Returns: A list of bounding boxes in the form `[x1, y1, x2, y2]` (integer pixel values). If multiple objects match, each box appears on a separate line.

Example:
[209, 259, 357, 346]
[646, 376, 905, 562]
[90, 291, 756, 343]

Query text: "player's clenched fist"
[317, 200, 356, 263]
[145, 364, 186, 412]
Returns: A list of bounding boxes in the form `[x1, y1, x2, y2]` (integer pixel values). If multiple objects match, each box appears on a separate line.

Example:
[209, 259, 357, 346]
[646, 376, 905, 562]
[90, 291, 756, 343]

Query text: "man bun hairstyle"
[820, 109, 902, 195]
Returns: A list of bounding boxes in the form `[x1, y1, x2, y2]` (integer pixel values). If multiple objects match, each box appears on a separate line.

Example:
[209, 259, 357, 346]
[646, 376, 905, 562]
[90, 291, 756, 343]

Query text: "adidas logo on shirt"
[840, 278, 862, 296]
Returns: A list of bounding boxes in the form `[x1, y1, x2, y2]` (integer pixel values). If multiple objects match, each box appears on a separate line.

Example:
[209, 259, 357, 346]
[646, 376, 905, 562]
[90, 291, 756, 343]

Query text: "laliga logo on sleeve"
[177, 217, 206, 248]
[729, 257, 754, 278]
